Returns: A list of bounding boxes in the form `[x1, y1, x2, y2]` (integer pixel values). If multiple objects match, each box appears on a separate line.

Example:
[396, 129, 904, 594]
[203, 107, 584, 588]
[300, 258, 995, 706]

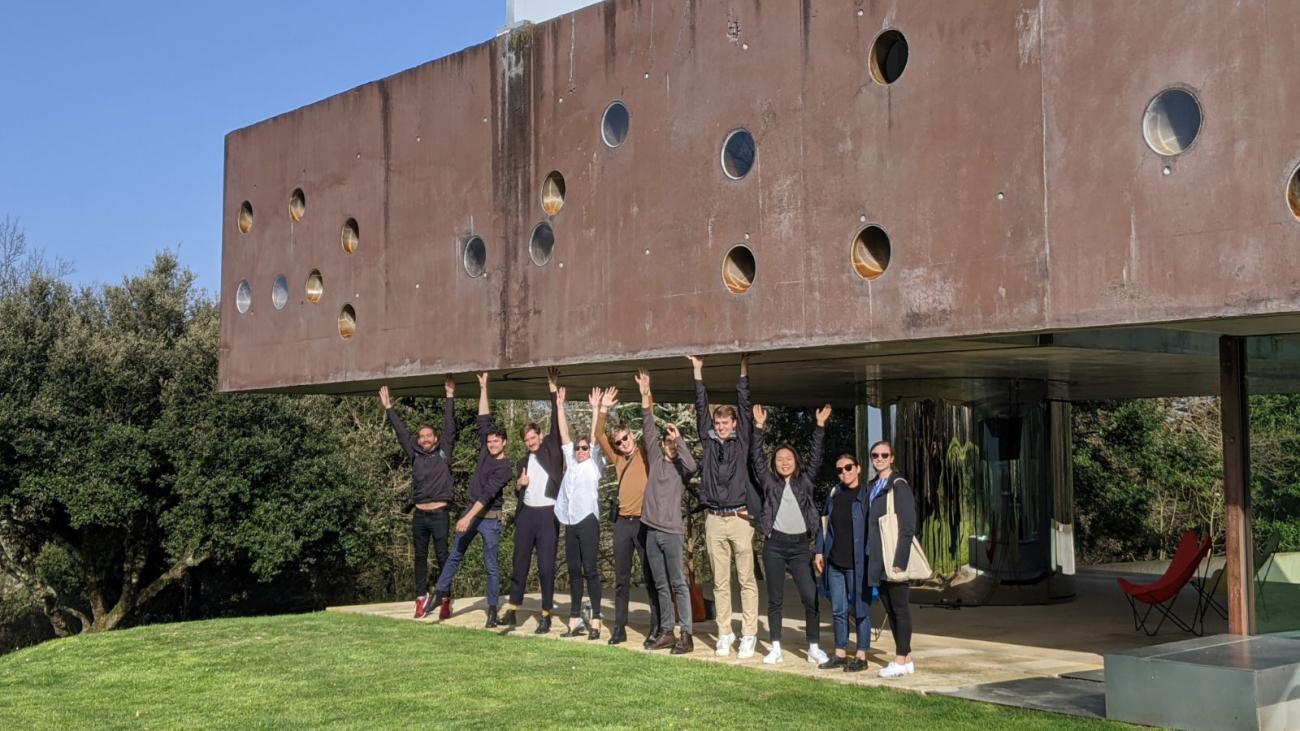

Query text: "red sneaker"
[438, 597, 452, 620]
[414, 597, 427, 619]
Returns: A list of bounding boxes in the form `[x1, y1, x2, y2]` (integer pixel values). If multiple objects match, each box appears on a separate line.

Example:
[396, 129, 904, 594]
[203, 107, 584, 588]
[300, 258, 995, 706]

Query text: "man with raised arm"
[689, 354, 762, 659]
[429, 372, 513, 628]
[501, 368, 565, 634]
[379, 376, 457, 620]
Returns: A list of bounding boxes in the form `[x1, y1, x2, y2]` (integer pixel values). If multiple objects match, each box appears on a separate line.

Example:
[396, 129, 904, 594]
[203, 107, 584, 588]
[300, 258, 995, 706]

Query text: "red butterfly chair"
[1117, 530, 1214, 636]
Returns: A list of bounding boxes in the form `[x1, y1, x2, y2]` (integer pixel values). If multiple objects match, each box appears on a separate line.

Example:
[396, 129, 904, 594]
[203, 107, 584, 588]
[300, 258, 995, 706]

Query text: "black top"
[752, 423, 824, 539]
[866, 473, 917, 586]
[694, 375, 761, 515]
[830, 487, 859, 569]
[386, 397, 457, 504]
[467, 414, 513, 513]
[514, 391, 565, 500]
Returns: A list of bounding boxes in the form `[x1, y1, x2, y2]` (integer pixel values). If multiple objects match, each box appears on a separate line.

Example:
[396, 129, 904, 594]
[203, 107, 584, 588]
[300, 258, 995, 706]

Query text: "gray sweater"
[639, 408, 699, 535]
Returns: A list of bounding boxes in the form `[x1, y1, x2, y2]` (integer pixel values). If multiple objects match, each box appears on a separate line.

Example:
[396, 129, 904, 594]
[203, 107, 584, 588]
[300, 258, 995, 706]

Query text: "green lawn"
[0, 612, 1129, 730]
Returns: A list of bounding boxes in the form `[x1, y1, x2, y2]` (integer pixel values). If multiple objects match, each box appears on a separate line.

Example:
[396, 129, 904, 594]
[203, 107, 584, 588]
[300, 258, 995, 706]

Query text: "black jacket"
[387, 397, 457, 504]
[694, 375, 761, 515]
[468, 414, 513, 512]
[751, 424, 824, 539]
[866, 471, 917, 587]
[514, 391, 565, 501]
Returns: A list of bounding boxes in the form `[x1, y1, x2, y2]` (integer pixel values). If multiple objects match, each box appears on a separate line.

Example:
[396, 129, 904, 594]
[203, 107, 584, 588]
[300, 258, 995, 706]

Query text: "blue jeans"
[435, 513, 501, 606]
[827, 563, 869, 652]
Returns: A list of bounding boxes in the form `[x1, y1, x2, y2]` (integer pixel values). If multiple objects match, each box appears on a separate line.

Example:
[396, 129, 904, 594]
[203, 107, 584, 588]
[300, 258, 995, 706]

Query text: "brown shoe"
[649, 630, 678, 651]
[671, 632, 694, 655]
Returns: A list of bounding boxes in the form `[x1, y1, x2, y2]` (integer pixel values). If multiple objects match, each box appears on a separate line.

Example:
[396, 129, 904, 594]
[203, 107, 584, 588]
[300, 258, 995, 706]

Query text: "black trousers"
[412, 508, 450, 597]
[878, 580, 913, 656]
[509, 504, 559, 611]
[612, 515, 659, 629]
[564, 515, 602, 618]
[762, 530, 819, 644]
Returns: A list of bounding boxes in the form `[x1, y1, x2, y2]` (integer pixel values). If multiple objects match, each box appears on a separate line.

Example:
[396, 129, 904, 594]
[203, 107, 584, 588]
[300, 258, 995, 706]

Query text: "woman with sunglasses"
[864, 440, 916, 677]
[750, 403, 831, 666]
[554, 386, 606, 640]
[813, 453, 871, 672]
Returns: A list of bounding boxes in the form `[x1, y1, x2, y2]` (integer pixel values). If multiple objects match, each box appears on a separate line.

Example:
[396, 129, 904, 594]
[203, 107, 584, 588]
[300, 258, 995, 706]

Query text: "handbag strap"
[886, 483, 895, 517]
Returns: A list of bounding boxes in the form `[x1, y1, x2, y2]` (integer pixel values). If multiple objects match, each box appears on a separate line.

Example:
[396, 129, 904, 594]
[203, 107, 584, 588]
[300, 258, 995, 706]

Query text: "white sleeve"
[562, 441, 578, 468]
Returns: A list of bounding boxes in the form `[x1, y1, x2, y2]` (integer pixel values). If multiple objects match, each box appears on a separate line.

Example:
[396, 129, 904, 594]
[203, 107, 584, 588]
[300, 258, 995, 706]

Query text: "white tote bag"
[879, 485, 932, 582]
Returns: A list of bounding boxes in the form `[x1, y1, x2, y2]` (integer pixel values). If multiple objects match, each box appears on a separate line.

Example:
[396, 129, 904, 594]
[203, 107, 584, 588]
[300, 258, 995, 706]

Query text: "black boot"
[607, 625, 627, 645]
[502, 608, 518, 628]
[534, 613, 552, 635]
[671, 632, 694, 655]
[485, 606, 500, 629]
[643, 628, 663, 649]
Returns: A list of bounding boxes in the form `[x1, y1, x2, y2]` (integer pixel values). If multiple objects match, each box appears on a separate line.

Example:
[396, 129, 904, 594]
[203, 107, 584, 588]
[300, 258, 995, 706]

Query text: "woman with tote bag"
[865, 440, 919, 678]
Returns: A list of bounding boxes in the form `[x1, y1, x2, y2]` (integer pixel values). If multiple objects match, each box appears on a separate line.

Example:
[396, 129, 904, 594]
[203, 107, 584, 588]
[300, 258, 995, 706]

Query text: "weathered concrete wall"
[218, 0, 1300, 399]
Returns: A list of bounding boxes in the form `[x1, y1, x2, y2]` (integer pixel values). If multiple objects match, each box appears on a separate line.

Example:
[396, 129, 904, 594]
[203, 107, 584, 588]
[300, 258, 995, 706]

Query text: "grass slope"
[0, 613, 1128, 730]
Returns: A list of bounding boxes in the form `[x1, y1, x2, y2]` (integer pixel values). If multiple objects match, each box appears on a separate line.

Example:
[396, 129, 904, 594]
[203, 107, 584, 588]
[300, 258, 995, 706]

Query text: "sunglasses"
[616, 434, 633, 444]
[575, 445, 590, 452]
[870, 452, 892, 460]
[837, 464, 858, 473]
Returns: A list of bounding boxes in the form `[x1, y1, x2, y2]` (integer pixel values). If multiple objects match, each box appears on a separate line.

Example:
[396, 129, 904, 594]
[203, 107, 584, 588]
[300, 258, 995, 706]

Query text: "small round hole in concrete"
[529, 222, 555, 266]
[1287, 164, 1300, 220]
[289, 188, 306, 221]
[1143, 88, 1202, 156]
[338, 304, 356, 340]
[852, 225, 892, 280]
[869, 30, 908, 85]
[305, 270, 323, 304]
[721, 129, 756, 180]
[272, 275, 288, 310]
[235, 280, 252, 314]
[463, 236, 487, 278]
[541, 171, 566, 216]
[341, 218, 359, 254]
[238, 201, 253, 234]
[722, 245, 756, 294]
[602, 101, 630, 148]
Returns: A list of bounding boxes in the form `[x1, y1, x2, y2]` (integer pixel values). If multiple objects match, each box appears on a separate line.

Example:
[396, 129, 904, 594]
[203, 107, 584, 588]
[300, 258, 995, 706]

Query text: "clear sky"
[0, 2, 505, 297]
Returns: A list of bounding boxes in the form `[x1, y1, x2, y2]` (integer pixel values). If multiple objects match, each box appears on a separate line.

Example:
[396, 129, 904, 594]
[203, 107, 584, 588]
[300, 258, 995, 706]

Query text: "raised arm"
[593, 389, 612, 457]
[586, 388, 606, 468]
[556, 386, 572, 446]
[544, 367, 562, 448]
[688, 355, 711, 438]
[749, 404, 773, 480]
[736, 354, 753, 448]
[641, 406, 661, 462]
[380, 386, 415, 458]
[441, 376, 457, 456]
[476, 372, 491, 450]
[807, 404, 831, 478]
[667, 423, 697, 476]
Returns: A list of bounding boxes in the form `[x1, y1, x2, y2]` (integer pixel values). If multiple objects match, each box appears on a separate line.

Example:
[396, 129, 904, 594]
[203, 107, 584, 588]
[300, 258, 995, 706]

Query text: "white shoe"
[737, 635, 758, 659]
[807, 645, 830, 665]
[879, 661, 915, 678]
[762, 645, 784, 665]
[714, 633, 735, 657]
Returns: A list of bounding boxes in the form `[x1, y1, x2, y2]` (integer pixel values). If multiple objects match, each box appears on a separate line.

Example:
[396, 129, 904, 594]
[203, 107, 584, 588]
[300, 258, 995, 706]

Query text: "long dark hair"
[770, 444, 805, 478]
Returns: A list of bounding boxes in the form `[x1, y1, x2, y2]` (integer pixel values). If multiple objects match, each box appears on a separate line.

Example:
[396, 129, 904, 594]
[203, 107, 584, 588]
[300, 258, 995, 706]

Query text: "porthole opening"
[721, 129, 756, 180]
[463, 236, 487, 278]
[852, 225, 892, 280]
[305, 270, 324, 304]
[289, 188, 306, 222]
[338, 304, 356, 340]
[541, 171, 566, 216]
[238, 201, 254, 234]
[1288, 164, 1300, 221]
[341, 218, 359, 254]
[1143, 88, 1202, 156]
[602, 101, 630, 148]
[272, 275, 288, 310]
[722, 245, 756, 294]
[869, 30, 909, 85]
[529, 222, 555, 266]
[235, 280, 252, 314]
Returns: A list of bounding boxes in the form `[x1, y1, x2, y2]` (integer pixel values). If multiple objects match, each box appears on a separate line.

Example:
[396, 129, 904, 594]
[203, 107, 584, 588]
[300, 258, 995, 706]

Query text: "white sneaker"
[879, 661, 915, 678]
[737, 635, 758, 659]
[762, 645, 784, 665]
[714, 633, 735, 657]
[807, 645, 830, 666]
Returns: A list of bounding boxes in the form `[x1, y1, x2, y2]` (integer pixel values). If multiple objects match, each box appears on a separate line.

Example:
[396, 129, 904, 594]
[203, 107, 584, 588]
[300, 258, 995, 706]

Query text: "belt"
[708, 506, 746, 516]
[482, 510, 501, 520]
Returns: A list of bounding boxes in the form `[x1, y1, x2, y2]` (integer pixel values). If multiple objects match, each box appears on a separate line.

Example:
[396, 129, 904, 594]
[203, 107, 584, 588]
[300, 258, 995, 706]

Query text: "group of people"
[379, 356, 917, 678]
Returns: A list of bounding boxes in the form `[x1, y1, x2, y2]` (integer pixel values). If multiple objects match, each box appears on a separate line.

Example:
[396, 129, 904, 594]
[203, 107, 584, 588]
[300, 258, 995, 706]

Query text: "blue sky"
[0, 2, 504, 296]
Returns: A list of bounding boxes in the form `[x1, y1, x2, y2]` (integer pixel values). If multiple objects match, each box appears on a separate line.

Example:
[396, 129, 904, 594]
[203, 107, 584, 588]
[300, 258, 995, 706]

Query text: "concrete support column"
[1219, 335, 1255, 635]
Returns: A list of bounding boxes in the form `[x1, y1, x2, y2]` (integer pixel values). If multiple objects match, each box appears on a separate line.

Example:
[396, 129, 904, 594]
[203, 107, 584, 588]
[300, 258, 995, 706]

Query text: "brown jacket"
[594, 409, 650, 520]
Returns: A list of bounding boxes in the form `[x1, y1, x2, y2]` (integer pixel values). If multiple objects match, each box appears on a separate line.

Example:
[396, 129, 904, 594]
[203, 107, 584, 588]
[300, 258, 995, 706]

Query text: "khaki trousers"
[705, 513, 759, 637]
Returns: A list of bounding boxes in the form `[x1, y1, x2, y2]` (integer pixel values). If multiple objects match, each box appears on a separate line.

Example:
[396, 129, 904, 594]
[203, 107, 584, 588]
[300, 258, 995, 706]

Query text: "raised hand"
[815, 403, 832, 427]
[555, 386, 567, 405]
[588, 387, 603, 408]
[444, 376, 456, 398]
[634, 368, 651, 395]
[665, 423, 681, 441]
[752, 404, 768, 429]
[601, 386, 619, 409]
[687, 355, 704, 379]
[476, 372, 489, 388]
[379, 385, 392, 409]
[740, 353, 752, 377]
[547, 366, 560, 393]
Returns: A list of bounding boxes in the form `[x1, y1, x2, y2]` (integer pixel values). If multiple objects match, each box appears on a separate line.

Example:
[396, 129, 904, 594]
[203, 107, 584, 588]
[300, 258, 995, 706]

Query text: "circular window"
[338, 304, 356, 340]
[722, 245, 756, 294]
[305, 270, 324, 304]
[463, 236, 487, 278]
[721, 129, 756, 180]
[289, 188, 306, 222]
[851, 225, 892, 280]
[1288, 163, 1300, 221]
[541, 171, 566, 216]
[1142, 88, 1202, 156]
[529, 222, 555, 266]
[869, 30, 909, 85]
[238, 201, 254, 235]
[235, 280, 252, 314]
[602, 101, 630, 148]
[271, 275, 288, 310]
[341, 218, 359, 254]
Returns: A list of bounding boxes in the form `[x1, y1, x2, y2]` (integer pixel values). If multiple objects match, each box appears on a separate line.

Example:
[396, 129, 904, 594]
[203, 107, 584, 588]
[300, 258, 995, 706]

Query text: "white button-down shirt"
[555, 442, 604, 525]
[522, 453, 556, 508]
